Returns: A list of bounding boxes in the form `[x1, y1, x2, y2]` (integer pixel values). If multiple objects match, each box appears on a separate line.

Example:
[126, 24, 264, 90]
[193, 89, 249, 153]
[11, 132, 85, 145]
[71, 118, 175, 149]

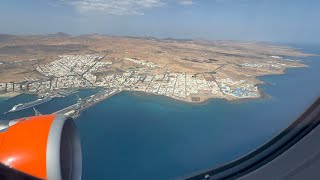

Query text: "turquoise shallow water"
[0, 45, 320, 180]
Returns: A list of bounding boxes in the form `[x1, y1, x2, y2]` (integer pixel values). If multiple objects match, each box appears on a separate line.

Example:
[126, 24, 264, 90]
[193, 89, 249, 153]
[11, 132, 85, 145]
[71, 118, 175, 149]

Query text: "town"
[0, 54, 261, 103]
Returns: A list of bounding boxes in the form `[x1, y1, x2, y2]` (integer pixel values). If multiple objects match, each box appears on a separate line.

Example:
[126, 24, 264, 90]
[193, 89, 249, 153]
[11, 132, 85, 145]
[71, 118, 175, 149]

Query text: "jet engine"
[0, 114, 82, 180]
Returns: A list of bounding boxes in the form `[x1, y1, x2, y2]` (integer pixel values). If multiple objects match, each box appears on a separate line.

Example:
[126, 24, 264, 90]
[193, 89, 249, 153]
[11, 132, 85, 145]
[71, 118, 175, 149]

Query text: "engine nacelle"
[0, 114, 82, 180]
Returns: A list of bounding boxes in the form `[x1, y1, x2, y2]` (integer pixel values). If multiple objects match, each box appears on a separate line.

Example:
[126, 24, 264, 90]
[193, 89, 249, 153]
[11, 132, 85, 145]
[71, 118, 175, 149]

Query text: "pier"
[53, 89, 120, 119]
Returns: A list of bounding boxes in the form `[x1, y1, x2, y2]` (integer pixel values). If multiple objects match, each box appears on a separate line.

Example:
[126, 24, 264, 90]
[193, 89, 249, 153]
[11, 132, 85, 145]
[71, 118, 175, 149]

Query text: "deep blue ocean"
[0, 44, 319, 180]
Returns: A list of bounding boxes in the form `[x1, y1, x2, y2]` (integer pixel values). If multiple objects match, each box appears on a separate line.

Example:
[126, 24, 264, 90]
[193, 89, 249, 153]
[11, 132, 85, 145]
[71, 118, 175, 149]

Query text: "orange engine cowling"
[0, 114, 82, 180]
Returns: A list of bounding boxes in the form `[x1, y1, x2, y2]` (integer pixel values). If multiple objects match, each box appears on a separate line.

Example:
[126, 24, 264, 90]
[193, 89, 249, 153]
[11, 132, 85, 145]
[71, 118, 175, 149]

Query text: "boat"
[8, 97, 53, 112]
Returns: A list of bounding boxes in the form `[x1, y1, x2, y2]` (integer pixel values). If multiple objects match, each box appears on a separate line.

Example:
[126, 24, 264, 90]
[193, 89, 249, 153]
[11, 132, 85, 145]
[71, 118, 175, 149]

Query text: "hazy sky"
[1, 0, 319, 43]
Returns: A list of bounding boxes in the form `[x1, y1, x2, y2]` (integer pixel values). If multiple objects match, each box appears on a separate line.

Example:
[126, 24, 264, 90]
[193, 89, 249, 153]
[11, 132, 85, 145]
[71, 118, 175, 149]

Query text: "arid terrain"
[0, 33, 311, 102]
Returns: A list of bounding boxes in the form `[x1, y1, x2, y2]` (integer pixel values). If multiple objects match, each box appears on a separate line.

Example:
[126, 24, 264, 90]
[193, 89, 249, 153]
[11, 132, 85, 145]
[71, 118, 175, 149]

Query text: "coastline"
[104, 60, 309, 105]
[127, 89, 264, 105]
[113, 56, 310, 105]
[0, 54, 311, 108]
[0, 60, 304, 121]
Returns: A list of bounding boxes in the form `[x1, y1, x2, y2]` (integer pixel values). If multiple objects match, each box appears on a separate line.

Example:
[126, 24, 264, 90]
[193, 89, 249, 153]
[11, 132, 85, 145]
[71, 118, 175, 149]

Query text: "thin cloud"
[178, 0, 193, 5]
[53, 0, 195, 15]
[56, 0, 166, 15]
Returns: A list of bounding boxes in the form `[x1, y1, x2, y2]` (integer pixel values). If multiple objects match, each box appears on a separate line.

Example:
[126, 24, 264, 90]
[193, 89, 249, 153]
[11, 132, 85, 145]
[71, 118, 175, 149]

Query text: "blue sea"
[0, 44, 320, 180]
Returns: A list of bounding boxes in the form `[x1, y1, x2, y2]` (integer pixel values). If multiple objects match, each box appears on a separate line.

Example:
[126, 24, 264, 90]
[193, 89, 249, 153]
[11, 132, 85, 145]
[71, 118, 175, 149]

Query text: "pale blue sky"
[0, 0, 319, 43]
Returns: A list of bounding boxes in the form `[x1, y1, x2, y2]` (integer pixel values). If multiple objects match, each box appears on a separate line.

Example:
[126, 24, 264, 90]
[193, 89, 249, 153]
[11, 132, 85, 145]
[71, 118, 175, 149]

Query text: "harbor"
[3, 88, 119, 119]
